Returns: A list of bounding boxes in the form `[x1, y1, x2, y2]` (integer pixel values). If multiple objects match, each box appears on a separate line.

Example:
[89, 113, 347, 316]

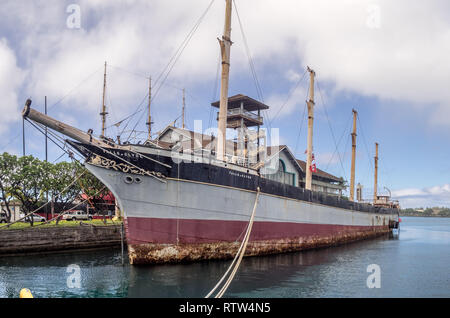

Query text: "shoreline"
[399, 214, 450, 218]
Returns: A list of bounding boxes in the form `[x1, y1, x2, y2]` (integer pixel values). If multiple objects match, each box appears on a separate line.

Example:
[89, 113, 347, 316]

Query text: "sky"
[0, 0, 449, 208]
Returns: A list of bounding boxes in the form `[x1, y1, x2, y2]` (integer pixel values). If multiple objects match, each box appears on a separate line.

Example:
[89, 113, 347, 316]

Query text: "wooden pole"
[100, 61, 108, 137]
[350, 109, 358, 201]
[22, 100, 110, 148]
[216, 0, 233, 162]
[45, 96, 48, 220]
[147, 77, 152, 140]
[374, 142, 379, 204]
[45, 96, 48, 162]
[121, 222, 124, 266]
[305, 67, 316, 191]
[182, 88, 186, 129]
[22, 117, 25, 157]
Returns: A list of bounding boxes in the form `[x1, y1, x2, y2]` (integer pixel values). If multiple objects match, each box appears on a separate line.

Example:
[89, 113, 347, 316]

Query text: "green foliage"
[400, 207, 450, 217]
[0, 152, 19, 222]
[0, 153, 109, 224]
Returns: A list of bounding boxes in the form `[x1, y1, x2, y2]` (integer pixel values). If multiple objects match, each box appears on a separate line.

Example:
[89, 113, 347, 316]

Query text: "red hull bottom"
[124, 217, 391, 264]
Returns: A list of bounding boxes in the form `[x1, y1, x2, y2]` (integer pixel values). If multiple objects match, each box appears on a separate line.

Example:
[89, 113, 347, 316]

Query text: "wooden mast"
[100, 61, 108, 137]
[350, 109, 358, 202]
[216, 0, 233, 161]
[374, 142, 379, 204]
[182, 88, 186, 129]
[305, 66, 316, 191]
[146, 77, 152, 140]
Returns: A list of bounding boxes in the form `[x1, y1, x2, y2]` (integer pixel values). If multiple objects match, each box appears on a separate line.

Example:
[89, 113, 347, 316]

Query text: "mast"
[216, 0, 233, 161]
[22, 117, 25, 156]
[45, 96, 48, 162]
[146, 77, 152, 140]
[182, 88, 186, 129]
[100, 61, 108, 138]
[305, 66, 316, 191]
[350, 109, 358, 202]
[374, 142, 379, 204]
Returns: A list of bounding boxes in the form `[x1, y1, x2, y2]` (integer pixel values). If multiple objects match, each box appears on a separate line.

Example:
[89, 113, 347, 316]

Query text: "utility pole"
[146, 77, 152, 140]
[100, 61, 108, 138]
[216, 0, 232, 161]
[45, 96, 49, 220]
[350, 109, 358, 202]
[374, 142, 379, 204]
[182, 88, 186, 129]
[45, 96, 48, 162]
[22, 117, 25, 156]
[305, 66, 316, 191]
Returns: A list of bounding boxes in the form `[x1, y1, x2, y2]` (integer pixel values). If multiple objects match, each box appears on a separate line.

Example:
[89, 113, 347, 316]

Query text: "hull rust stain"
[127, 226, 391, 265]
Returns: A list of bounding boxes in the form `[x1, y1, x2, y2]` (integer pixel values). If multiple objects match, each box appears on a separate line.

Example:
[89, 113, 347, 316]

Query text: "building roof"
[296, 159, 343, 183]
[154, 126, 344, 183]
[211, 94, 270, 111]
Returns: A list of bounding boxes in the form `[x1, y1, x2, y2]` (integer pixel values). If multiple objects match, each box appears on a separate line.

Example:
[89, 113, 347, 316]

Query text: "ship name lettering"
[229, 171, 251, 179]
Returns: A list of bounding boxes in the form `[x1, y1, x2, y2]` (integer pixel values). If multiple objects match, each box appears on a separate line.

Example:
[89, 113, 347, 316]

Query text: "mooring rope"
[205, 187, 260, 298]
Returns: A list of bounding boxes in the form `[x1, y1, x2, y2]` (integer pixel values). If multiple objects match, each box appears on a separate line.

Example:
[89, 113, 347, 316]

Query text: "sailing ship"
[22, 0, 399, 264]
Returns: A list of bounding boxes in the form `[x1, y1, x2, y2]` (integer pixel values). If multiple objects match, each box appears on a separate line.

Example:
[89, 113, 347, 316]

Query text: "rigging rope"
[122, 0, 216, 141]
[34, 185, 107, 228]
[205, 187, 260, 298]
[47, 66, 103, 112]
[316, 80, 348, 180]
[233, 0, 273, 142]
[0, 170, 87, 229]
[324, 112, 353, 173]
[271, 69, 308, 125]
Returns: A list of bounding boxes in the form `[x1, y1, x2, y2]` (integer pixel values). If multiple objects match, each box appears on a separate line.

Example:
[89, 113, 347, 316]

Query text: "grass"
[0, 219, 121, 231]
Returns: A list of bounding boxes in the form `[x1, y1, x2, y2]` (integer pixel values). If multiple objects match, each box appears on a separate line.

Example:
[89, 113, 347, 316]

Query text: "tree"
[9, 155, 49, 226]
[78, 167, 110, 215]
[0, 153, 19, 222]
[47, 161, 82, 217]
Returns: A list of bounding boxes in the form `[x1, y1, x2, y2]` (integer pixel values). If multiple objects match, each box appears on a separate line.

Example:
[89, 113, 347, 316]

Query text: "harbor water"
[0, 217, 449, 298]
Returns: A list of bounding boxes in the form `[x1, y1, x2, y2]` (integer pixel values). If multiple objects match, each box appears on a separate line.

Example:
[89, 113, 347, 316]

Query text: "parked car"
[0, 212, 8, 223]
[21, 214, 46, 223]
[62, 210, 93, 221]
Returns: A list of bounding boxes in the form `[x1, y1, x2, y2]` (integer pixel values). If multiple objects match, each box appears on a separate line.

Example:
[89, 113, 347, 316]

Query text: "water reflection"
[0, 217, 449, 298]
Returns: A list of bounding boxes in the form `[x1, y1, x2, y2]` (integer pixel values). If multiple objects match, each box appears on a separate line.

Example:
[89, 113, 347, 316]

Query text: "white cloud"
[392, 184, 450, 208]
[1, 0, 450, 136]
[0, 38, 25, 135]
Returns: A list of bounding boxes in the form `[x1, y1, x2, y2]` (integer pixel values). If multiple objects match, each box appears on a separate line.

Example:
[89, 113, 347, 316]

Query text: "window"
[264, 159, 296, 186]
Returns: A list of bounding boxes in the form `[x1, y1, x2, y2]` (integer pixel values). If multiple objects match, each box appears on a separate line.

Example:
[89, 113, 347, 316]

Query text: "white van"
[62, 210, 93, 221]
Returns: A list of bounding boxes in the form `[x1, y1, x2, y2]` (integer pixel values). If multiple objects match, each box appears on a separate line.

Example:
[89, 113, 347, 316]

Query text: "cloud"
[392, 184, 450, 208]
[0, 38, 25, 135]
[1, 0, 450, 138]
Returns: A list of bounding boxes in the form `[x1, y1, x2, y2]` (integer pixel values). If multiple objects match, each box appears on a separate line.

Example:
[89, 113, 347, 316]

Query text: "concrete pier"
[0, 224, 122, 256]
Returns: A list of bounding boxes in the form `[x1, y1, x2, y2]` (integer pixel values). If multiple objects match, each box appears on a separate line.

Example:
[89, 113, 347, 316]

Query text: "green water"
[0, 217, 449, 298]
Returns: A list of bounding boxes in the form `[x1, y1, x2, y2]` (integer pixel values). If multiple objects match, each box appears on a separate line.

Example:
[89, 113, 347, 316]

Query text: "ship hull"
[85, 163, 395, 265]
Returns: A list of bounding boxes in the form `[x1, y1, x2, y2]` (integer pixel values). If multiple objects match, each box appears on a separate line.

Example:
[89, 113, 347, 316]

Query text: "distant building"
[1, 201, 22, 222]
